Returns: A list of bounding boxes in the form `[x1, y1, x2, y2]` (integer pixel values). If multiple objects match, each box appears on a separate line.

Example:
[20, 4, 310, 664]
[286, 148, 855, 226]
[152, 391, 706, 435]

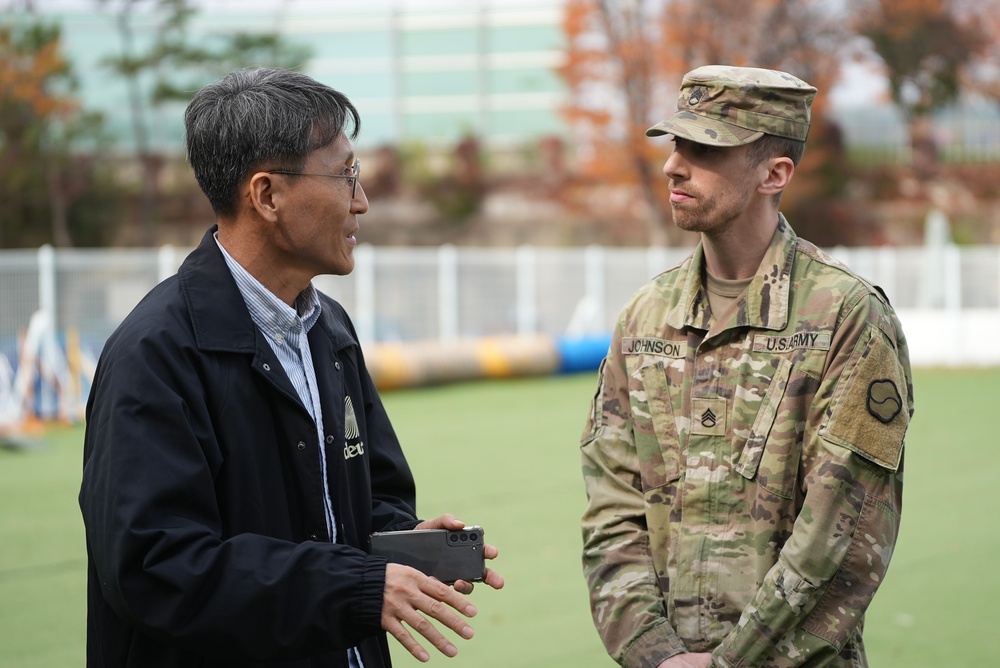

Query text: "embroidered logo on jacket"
[344, 396, 365, 459]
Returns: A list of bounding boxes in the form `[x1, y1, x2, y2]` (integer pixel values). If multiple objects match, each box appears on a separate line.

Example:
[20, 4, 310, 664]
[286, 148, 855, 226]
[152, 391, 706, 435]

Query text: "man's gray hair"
[185, 67, 361, 217]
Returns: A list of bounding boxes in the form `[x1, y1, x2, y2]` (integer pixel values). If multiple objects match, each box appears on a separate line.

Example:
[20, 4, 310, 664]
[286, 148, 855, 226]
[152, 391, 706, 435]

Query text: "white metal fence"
[2, 243, 1000, 369]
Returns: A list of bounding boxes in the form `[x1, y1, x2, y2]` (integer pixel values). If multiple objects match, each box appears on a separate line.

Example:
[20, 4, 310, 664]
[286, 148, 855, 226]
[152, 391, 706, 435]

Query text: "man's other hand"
[381, 562, 477, 662]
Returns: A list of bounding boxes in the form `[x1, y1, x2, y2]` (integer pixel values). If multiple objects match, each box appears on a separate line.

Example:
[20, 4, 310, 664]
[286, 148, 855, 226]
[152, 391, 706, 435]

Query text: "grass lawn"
[0, 367, 997, 667]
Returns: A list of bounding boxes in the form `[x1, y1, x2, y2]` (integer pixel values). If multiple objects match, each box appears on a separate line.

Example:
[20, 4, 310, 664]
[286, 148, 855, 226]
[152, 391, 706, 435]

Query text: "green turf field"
[1, 367, 997, 667]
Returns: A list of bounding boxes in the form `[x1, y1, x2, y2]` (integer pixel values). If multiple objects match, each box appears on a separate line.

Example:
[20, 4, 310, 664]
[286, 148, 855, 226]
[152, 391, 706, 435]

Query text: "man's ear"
[247, 172, 280, 223]
[759, 157, 794, 197]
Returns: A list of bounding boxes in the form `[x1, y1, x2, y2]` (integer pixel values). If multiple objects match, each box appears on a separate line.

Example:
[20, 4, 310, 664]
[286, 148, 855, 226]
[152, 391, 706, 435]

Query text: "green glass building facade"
[23, 1, 568, 153]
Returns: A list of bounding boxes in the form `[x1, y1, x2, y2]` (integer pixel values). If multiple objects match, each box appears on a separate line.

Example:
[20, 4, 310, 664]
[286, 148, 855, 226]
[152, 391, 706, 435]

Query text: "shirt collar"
[214, 233, 322, 343]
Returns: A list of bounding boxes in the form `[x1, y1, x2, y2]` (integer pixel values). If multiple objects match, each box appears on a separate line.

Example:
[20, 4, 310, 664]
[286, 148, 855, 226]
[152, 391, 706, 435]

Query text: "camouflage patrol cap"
[646, 65, 817, 146]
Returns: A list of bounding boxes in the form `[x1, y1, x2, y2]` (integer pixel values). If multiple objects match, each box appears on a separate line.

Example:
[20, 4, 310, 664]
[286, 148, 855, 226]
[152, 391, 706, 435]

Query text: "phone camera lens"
[450, 534, 459, 543]
[469, 533, 479, 541]
[460, 534, 468, 542]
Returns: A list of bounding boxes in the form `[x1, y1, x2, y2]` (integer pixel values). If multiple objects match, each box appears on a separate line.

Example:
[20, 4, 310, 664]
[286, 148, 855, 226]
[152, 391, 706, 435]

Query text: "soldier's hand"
[657, 652, 713, 667]
[382, 563, 477, 662]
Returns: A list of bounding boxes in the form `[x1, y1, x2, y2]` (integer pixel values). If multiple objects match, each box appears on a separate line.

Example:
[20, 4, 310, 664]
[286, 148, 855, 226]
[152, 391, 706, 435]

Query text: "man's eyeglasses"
[266, 158, 361, 198]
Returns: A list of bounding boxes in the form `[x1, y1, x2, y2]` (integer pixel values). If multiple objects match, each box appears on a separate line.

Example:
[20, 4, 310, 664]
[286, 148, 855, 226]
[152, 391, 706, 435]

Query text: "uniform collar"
[666, 215, 796, 332]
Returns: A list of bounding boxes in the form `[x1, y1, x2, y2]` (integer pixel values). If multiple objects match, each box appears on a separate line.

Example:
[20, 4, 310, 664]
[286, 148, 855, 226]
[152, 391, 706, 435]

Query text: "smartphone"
[369, 526, 486, 585]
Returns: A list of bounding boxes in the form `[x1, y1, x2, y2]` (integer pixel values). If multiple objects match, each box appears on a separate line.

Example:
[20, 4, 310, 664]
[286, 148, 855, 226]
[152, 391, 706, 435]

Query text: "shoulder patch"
[820, 324, 909, 470]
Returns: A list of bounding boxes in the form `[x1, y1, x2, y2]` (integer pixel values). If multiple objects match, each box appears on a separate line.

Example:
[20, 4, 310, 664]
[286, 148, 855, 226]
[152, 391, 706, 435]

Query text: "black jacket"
[80, 227, 419, 667]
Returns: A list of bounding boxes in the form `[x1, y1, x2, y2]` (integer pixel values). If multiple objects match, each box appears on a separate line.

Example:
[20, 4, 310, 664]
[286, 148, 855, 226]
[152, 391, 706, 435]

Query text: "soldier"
[580, 66, 913, 667]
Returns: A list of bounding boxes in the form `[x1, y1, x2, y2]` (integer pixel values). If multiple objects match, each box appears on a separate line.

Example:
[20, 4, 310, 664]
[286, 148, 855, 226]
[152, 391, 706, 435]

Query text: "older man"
[81, 67, 502, 668]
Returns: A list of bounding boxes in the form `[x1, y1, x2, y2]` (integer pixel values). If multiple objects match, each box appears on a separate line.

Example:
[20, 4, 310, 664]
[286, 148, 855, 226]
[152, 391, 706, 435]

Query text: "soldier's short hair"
[746, 134, 806, 168]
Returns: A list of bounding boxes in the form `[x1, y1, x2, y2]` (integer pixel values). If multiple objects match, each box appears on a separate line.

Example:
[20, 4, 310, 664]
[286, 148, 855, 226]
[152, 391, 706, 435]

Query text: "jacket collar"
[178, 225, 356, 353]
[666, 215, 797, 333]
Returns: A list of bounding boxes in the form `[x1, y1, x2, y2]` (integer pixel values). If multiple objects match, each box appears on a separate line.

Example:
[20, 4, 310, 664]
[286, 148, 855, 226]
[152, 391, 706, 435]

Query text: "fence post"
[877, 245, 896, 302]
[944, 245, 962, 311]
[38, 244, 56, 330]
[354, 244, 376, 344]
[833, 246, 851, 271]
[944, 245, 963, 365]
[585, 244, 606, 331]
[438, 244, 458, 340]
[516, 245, 537, 336]
[35, 244, 58, 419]
[157, 244, 178, 283]
[646, 246, 669, 281]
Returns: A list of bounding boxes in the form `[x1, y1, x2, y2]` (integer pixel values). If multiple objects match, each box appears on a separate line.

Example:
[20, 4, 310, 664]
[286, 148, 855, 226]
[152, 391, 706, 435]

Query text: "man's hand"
[382, 514, 504, 661]
[414, 514, 505, 594]
[656, 653, 713, 668]
[381, 562, 477, 662]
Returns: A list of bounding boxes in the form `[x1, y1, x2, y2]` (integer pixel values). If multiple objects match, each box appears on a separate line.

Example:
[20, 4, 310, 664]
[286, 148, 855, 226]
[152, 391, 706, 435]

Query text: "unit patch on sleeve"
[752, 331, 831, 353]
[866, 379, 902, 423]
[622, 337, 686, 358]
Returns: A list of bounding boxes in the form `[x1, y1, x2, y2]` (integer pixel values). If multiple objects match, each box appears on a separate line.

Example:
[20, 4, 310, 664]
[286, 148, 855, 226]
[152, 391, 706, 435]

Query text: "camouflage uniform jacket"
[581, 217, 913, 668]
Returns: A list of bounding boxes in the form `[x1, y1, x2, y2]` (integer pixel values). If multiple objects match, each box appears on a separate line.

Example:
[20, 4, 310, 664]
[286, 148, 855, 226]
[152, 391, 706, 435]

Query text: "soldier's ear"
[759, 157, 793, 197]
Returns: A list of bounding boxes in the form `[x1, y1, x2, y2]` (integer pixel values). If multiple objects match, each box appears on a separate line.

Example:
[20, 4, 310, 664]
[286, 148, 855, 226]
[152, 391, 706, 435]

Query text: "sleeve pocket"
[803, 493, 900, 649]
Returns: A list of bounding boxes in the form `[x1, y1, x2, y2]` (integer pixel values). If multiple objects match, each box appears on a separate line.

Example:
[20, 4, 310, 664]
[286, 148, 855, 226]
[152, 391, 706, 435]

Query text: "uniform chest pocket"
[631, 362, 682, 491]
[734, 358, 798, 499]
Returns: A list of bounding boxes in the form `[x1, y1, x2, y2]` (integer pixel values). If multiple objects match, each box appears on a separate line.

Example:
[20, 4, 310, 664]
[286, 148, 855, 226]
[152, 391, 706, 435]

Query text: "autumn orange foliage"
[559, 0, 856, 244]
[0, 26, 78, 121]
